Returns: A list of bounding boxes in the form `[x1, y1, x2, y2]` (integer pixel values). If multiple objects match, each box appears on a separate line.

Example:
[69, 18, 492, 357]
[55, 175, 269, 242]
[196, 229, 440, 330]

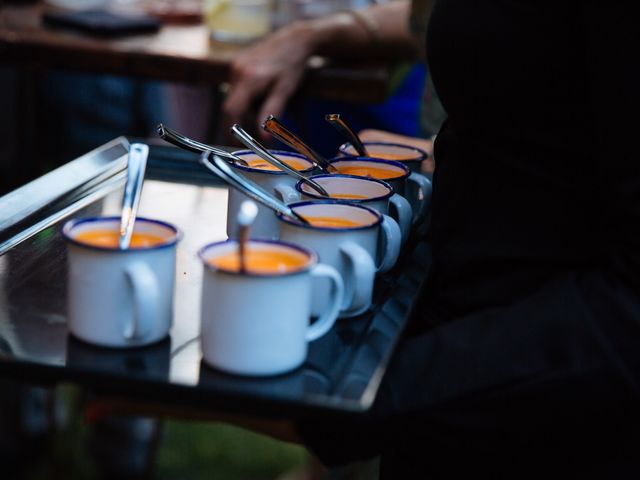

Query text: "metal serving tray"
[0, 138, 430, 417]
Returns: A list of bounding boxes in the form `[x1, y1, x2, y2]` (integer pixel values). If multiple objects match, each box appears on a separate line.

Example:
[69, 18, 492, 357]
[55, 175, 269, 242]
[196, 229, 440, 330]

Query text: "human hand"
[223, 22, 318, 141]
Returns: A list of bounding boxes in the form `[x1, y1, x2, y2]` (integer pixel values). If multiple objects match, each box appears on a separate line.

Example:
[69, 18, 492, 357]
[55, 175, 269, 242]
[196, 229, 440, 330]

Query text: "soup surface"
[367, 151, 417, 161]
[328, 193, 369, 200]
[209, 249, 308, 274]
[74, 230, 167, 248]
[304, 216, 364, 228]
[334, 165, 403, 180]
[245, 157, 309, 172]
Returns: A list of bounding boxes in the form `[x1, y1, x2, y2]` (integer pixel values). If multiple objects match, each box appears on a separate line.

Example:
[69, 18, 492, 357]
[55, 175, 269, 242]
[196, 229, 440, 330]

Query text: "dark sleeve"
[298, 1, 640, 467]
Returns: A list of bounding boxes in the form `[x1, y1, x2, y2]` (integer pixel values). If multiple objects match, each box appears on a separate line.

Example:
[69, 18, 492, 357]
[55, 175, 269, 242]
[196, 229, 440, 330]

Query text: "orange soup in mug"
[332, 165, 405, 181]
[231, 150, 313, 173]
[244, 157, 310, 172]
[328, 193, 369, 200]
[329, 158, 410, 184]
[304, 216, 364, 229]
[74, 230, 166, 249]
[339, 142, 427, 164]
[208, 248, 309, 274]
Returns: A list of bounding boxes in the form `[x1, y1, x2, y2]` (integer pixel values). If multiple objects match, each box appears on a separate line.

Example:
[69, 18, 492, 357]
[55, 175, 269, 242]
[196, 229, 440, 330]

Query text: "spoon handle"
[262, 115, 338, 174]
[239, 225, 249, 273]
[119, 143, 149, 250]
[230, 124, 330, 198]
[325, 113, 369, 157]
[200, 153, 310, 225]
[156, 124, 248, 166]
[237, 200, 258, 274]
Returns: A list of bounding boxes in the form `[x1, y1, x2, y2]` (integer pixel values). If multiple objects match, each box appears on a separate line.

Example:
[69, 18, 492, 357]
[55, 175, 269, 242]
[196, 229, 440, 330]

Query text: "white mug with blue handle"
[329, 157, 432, 226]
[226, 150, 315, 240]
[277, 201, 401, 318]
[63, 216, 180, 348]
[199, 239, 343, 376]
[294, 174, 413, 244]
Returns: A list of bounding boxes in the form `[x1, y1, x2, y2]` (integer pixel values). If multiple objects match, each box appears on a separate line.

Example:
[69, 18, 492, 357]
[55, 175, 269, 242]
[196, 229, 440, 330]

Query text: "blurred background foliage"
[24, 385, 308, 480]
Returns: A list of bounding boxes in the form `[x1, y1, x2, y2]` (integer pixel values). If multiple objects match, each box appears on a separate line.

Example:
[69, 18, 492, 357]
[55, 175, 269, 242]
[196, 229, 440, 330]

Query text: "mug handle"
[408, 172, 433, 225]
[274, 183, 300, 205]
[340, 241, 376, 315]
[123, 262, 159, 340]
[377, 215, 402, 273]
[389, 193, 413, 244]
[306, 264, 344, 341]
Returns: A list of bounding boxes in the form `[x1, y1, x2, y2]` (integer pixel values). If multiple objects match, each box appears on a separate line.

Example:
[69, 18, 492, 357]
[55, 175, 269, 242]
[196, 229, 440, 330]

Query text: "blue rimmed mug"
[199, 239, 343, 376]
[293, 174, 412, 244]
[338, 141, 428, 173]
[226, 149, 315, 240]
[277, 201, 401, 318]
[329, 157, 432, 226]
[62, 216, 181, 348]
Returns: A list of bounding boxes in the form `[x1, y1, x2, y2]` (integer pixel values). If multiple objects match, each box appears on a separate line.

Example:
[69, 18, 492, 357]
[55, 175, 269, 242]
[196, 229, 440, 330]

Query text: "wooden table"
[0, 2, 393, 104]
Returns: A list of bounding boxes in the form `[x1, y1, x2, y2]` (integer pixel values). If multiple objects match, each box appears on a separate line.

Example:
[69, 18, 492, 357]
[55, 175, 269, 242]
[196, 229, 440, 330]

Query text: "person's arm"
[223, 1, 428, 137]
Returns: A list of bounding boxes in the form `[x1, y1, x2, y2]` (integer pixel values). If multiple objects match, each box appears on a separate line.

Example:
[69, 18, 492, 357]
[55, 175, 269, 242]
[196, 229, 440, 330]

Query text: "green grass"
[157, 421, 308, 480]
[25, 386, 309, 480]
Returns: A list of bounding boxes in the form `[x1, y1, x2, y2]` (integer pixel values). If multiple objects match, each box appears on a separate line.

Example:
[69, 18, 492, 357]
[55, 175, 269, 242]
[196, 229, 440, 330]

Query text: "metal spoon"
[237, 200, 258, 274]
[119, 143, 149, 250]
[199, 152, 310, 225]
[262, 115, 339, 174]
[156, 123, 249, 166]
[230, 124, 330, 198]
[325, 113, 368, 157]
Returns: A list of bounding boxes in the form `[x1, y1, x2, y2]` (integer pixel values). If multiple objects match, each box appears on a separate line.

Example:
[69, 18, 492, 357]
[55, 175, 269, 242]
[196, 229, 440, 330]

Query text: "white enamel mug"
[226, 150, 315, 240]
[339, 141, 429, 173]
[63, 216, 180, 348]
[277, 201, 401, 318]
[329, 157, 432, 226]
[294, 174, 412, 244]
[199, 239, 343, 376]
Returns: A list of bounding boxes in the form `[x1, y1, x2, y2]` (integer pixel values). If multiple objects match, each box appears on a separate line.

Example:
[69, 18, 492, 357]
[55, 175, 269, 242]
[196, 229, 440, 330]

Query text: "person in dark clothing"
[224, 1, 640, 477]
[301, 1, 640, 477]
